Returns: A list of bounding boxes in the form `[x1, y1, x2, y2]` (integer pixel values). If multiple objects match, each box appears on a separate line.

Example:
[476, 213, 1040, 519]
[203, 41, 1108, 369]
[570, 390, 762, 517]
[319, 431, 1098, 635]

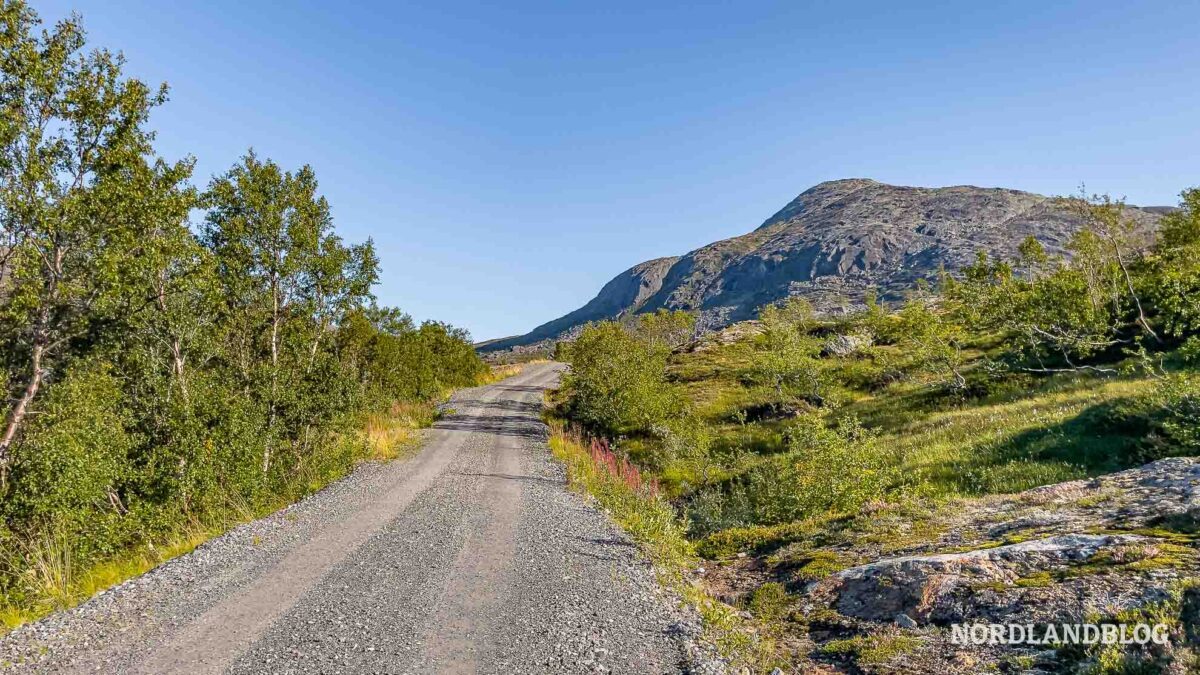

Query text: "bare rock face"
[480, 256, 678, 353]
[483, 179, 1166, 352]
[818, 534, 1148, 623]
[801, 458, 1200, 628]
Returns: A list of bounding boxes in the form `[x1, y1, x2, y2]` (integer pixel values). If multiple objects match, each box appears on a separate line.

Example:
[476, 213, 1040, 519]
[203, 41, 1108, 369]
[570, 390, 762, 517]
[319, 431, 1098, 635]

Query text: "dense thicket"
[0, 1, 484, 609]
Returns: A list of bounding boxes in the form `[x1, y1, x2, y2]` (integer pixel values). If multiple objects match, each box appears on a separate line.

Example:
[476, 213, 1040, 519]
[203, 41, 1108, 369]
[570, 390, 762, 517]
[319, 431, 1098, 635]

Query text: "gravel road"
[0, 362, 715, 674]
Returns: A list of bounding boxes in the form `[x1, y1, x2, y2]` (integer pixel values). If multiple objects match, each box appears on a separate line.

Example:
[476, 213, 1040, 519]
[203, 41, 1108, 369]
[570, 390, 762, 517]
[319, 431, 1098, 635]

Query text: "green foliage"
[748, 582, 789, 622]
[748, 298, 825, 405]
[1144, 187, 1200, 347]
[630, 309, 697, 350]
[4, 361, 132, 557]
[339, 309, 485, 402]
[946, 194, 1174, 375]
[0, 2, 487, 621]
[687, 415, 892, 535]
[1146, 373, 1200, 454]
[560, 321, 679, 436]
[0, 0, 175, 468]
[820, 634, 922, 666]
[892, 298, 967, 391]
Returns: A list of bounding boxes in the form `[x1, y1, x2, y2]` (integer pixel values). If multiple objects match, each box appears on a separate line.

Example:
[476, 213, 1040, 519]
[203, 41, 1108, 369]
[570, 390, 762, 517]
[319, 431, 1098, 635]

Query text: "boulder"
[814, 534, 1146, 623]
[821, 333, 873, 357]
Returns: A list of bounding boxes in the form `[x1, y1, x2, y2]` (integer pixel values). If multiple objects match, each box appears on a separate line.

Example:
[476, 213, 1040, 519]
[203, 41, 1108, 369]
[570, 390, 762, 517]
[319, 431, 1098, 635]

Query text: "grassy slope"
[556, 326, 1190, 670]
[663, 337, 1159, 507]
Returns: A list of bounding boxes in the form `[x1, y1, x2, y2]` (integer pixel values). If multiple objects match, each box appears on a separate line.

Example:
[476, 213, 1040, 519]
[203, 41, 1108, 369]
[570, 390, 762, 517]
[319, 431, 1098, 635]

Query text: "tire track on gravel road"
[416, 368, 555, 673]
[130, 377, 512, 675]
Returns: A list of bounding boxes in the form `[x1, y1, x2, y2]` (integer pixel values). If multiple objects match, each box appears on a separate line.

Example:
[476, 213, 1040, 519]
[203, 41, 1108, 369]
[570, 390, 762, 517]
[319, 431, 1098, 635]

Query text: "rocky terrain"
[703, 457, 1200, 673]
[482, 179, 1165, 353]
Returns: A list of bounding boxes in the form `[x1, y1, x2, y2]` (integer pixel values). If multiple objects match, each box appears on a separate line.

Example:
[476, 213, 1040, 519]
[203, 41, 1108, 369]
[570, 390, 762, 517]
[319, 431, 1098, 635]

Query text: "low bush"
[687, 415, 895, 536]
[559, 322, 680, 437]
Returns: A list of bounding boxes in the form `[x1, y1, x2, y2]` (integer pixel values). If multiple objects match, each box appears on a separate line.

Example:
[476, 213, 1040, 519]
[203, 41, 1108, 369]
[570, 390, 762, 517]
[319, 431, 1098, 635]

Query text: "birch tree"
[0, 1, 167, 478]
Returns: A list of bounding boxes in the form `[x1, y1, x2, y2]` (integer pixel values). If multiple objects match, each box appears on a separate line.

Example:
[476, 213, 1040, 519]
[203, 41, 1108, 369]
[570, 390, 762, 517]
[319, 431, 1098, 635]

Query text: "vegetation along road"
[0, 363, 706, 674]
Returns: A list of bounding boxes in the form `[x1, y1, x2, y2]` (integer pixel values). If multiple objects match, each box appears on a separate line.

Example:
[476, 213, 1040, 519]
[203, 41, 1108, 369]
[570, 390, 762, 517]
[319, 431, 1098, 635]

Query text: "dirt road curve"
[0, 363, 707, 674]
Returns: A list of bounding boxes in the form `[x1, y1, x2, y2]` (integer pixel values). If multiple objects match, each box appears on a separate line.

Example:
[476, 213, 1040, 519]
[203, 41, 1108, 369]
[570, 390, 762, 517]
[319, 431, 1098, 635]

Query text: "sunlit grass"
[671, 336, 1162, 501]
[856, 376, 1157, 497]
[476, 359, 546, 386]
[363, 400, 438, 461]
[0, 522, 214, 630]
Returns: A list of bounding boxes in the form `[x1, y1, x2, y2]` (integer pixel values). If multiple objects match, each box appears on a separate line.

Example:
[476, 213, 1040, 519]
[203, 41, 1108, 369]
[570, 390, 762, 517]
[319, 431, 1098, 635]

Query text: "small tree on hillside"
[632, 309, 696, 350]
[1143, 187, 1200, 357]
[948, 194, 1159, 375]
[751, 297, 824, 406]
[562, 321, 678, 436]
[894, 298, 967, 391]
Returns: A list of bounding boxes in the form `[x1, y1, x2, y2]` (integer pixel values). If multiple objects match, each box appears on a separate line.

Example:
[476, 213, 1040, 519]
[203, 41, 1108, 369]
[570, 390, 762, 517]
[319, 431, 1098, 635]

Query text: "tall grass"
[0, 521, 213, 629]
[476, 359, 551, 386]
[481, 362, 524, 383]
[363, 400, 438, 461]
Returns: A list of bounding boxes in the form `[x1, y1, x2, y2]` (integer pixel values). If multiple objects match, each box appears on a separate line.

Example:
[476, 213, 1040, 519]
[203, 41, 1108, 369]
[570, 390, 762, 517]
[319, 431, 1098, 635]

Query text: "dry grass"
[0, 521, 213, 630]
[363, 400, 438, 461]
[477, 359, 550, 386]
[485, 362, 525, 382]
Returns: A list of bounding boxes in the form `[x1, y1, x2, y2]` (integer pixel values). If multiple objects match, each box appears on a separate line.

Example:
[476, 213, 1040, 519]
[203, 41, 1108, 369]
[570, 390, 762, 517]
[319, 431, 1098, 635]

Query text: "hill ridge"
[482, 179, 1164, 353]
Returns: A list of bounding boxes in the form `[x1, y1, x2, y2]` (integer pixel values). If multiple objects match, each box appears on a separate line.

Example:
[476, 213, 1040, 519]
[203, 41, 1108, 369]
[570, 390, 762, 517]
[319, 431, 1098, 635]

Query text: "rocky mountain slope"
[483, 179, 1164, 352]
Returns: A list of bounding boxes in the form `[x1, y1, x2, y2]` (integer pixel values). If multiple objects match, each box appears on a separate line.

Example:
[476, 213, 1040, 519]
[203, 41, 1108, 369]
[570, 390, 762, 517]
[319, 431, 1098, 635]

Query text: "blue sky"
[31, 0, 1200, 340]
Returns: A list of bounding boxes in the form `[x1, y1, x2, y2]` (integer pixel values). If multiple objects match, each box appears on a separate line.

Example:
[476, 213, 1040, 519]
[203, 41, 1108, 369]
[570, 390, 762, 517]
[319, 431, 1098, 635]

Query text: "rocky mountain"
[482, 178, 1165, 352]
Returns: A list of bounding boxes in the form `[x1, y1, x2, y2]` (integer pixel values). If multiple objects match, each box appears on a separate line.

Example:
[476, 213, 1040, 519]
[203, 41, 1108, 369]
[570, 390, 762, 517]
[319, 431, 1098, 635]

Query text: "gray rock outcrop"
[483, 179, 1166, 352]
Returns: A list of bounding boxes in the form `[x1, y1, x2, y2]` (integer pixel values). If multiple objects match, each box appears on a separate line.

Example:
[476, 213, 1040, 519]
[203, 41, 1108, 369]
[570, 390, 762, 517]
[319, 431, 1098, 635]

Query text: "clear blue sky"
[31, 0, 1200, 341]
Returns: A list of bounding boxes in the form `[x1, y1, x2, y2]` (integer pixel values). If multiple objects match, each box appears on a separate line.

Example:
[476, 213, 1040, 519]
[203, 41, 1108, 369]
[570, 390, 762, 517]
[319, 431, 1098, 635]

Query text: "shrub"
[748, 582, 789, 621]
[4, 362, 134, 561]
[1148, 373, 1200, 454]
[747, 299, 826, 406]
[561, 322, 680, 436]
[687, 415, 894, 535]
[1144, 188, 1200, 344]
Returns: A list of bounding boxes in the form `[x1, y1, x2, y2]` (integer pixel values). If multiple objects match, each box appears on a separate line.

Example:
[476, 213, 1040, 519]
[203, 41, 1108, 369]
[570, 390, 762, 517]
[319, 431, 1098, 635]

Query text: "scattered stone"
[821, 333, 873, 357]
